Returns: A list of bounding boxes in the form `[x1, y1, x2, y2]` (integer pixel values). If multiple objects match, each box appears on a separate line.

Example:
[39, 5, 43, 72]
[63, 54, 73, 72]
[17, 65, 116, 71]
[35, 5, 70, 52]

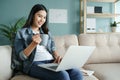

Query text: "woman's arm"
[53, 51, 62, 63]
[23, 41, 37, 57]
[47, 32, 62, 63]
[23, 34, 41, 57]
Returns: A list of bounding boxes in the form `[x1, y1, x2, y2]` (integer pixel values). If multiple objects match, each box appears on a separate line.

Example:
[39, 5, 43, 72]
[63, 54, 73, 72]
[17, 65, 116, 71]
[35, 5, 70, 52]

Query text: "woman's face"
[32, 10, 47, 28]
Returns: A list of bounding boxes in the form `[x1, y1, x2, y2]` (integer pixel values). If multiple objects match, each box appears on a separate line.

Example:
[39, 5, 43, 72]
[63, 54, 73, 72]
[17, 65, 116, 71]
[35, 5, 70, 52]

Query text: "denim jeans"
[28, 61, 83, 80]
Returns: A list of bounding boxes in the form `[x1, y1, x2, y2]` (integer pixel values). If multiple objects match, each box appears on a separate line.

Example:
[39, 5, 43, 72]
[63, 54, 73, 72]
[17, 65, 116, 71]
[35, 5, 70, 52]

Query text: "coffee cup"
[40, 34, 49, 46]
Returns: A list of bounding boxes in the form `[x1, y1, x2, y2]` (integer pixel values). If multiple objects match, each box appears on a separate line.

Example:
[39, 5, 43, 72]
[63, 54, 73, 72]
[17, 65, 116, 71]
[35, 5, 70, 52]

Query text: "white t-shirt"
[33, 43, 54, 61]
[32, 30, 54, 61]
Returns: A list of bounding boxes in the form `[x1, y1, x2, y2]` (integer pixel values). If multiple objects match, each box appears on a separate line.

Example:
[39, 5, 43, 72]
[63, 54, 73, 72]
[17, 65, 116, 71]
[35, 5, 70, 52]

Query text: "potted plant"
[110, 21, 117, 32]
[0, 17, 26, 46]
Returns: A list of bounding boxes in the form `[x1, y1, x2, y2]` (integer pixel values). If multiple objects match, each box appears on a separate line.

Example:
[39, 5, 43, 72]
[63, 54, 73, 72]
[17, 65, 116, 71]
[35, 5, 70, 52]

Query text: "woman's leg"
[28, 61, 71, 80]
[67, 68, 83, 80]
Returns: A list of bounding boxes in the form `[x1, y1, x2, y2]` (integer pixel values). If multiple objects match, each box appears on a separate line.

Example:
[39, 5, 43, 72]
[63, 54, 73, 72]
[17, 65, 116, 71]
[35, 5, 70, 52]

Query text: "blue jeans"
[28, 61, 83, 80]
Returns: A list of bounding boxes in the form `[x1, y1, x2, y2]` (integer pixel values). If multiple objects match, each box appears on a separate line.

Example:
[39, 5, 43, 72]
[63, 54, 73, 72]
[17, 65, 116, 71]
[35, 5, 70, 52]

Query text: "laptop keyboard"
[48, 65, 58, 69]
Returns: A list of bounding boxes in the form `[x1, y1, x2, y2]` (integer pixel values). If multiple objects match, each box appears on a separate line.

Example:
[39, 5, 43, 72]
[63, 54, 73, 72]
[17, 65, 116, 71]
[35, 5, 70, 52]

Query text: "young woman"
[14, 4, 83, 80]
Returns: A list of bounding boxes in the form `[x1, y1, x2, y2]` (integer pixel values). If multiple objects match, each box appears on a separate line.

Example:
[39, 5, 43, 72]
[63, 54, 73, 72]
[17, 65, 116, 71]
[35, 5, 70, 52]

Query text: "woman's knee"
[56, 71, 70, 80]
[68, 68, 83, 80]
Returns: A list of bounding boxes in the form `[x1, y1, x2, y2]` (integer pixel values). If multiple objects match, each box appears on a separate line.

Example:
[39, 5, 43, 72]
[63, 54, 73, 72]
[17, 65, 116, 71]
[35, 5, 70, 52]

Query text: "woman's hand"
[53, 56, 62, 64]
[32, 34, 41, 44]
[23, 34, 41, 57]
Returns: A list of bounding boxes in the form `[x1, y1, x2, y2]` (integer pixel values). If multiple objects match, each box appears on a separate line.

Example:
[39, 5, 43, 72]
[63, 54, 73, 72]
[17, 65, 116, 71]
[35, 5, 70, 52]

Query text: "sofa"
[79, 33, 120, 80]
[3, 33, 120, 80]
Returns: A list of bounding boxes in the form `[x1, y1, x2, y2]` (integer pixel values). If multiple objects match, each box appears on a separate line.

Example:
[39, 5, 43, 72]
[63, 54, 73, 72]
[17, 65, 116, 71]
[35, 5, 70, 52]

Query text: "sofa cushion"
[79, 33, 120, 64]
[11, 75, 39, 80]
[53, 34, 78, 56]
[0, 45, 12, 80]
[84, 63, 120, 80]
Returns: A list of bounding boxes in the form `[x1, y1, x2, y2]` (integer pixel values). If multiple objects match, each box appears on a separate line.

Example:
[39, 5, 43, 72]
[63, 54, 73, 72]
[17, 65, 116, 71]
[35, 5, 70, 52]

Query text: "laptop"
[38, 45, 95, 72]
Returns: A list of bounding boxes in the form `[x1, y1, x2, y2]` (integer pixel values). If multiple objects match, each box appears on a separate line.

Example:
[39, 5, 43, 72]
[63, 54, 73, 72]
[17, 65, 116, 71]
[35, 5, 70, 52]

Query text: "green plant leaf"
[0, 25, 11, 34]
[0, 17, 26, 46]
[110, 21, 117, 27]
[14, 17, 26, 29]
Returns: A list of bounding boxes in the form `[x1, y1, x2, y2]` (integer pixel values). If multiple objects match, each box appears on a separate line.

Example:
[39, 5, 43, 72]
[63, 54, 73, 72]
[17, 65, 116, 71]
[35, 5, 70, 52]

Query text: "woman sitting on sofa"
[13, 4, 83, 80]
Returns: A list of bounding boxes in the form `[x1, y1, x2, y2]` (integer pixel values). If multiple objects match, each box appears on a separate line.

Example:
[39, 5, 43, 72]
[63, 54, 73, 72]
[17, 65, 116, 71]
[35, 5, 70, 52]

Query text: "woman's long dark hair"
[23, 4, 49, 34]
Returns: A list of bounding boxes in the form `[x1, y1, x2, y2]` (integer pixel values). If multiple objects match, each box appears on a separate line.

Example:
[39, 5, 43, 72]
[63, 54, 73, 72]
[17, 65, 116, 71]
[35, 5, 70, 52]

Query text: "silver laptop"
[38, 45, 95, 72]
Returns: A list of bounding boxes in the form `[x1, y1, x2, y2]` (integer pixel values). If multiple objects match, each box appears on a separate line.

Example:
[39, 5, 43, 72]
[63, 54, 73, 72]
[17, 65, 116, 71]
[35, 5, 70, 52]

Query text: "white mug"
[40, 34, 49, 46]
